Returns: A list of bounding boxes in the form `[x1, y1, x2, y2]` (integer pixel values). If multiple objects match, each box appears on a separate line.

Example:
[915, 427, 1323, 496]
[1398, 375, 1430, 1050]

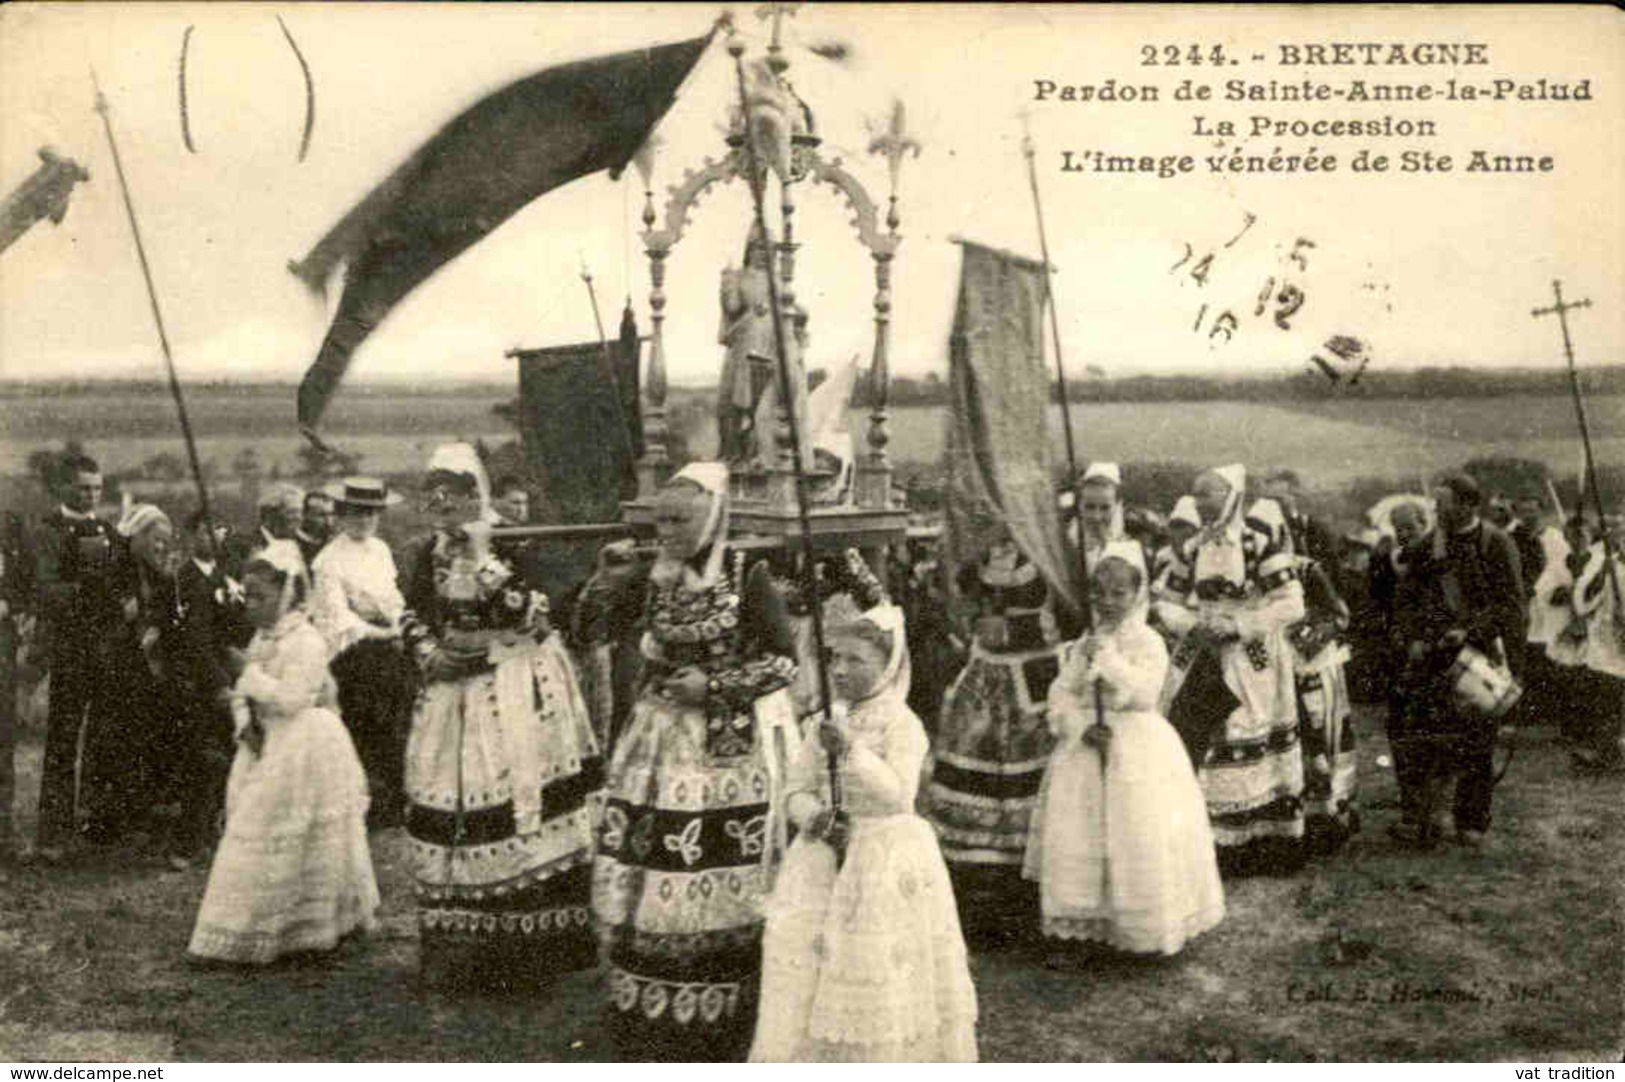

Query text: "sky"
[1, 3, 1622, 388]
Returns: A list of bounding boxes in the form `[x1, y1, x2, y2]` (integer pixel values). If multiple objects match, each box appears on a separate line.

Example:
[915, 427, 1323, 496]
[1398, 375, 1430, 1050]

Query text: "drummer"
[1388, 472, 1525, 851]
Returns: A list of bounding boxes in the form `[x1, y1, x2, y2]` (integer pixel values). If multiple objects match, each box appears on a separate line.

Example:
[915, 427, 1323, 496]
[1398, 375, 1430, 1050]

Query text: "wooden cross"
[1535, 279, 1621, 625]
[1532, 279, 1592, 369]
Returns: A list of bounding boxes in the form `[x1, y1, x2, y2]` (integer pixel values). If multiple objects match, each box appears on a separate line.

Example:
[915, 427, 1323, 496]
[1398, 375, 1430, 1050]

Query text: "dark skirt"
[330, 638, 417, 828]
[418, 864, 597, 992]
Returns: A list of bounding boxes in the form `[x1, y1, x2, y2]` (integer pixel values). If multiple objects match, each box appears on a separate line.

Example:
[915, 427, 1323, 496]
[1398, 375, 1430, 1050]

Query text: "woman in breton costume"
[1149, 496, 1202, 654]
[924, 520, 1066, 943]
[584, 463, 798, 1060]
[1068, 462, 1129, 572]
[188, 541, 379, 965]
[1277, 511, 1361, 855]
[1026, 541, 1223, 963]
[1562, 521, 1625, 772]
[400, 443, 601, 990]
[752, 604, 978, 1062]
[1157, 465, 1308, 876]
[80, 503, 184, 846]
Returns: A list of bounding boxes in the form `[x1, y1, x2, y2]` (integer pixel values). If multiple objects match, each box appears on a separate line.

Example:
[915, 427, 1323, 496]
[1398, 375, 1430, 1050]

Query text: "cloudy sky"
[2, 3, 1621, 387]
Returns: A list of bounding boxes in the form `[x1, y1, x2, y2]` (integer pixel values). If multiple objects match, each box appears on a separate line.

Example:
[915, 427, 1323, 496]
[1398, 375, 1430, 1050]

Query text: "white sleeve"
[235, 629, 327, 716]
[1093, 625, 1169, 712]
[783, 723, 829, 828]
[843, 711, 929, 813]
[309, 553, 368, 656]
[1154, 597, 1199, 636]
[1046, 640, 1094, 740]
[1235, 552, 1305, 639]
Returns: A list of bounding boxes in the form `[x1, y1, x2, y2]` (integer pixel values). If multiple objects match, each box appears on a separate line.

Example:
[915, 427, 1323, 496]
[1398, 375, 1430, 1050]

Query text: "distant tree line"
[846, 366, 1625, 408]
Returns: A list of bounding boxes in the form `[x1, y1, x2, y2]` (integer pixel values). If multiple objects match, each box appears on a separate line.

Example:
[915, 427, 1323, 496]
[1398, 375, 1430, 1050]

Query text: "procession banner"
[511, 337, 639, 600]
[293, 33, 708, 430]
[943, 239, 1080, 616]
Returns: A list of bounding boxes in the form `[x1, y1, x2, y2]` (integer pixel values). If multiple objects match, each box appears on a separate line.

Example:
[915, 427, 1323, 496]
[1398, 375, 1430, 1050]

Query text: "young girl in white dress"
[188, 540, 379, 965]
[1025, 540, 1224, 962]
[751, 604, 978, 1062]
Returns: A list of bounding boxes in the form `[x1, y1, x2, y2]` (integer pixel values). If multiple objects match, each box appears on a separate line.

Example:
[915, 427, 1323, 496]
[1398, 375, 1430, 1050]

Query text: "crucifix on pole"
[756, 1, 800, 66]
[1532, 279, 1622, 626]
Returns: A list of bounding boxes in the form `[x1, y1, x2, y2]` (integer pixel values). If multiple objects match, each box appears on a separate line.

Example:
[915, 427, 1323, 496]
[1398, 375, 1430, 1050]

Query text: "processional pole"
[92, 71, 217, 559]
[1021, 119, 1093, 631]
[1023, 120, 1110, 883]
[579, 255, 638, 479]
[1534, 280, 1622, 625]
[727, 35, 845, 855]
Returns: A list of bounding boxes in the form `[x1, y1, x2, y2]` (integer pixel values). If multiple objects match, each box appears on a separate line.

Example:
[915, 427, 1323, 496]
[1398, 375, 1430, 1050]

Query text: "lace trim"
[413, 847, 592, 902]
[607, 967, 746, 1025]
[419, 905, 592, 936]
[188, 906, 377, 965]
[1043, 899, 1224, 947]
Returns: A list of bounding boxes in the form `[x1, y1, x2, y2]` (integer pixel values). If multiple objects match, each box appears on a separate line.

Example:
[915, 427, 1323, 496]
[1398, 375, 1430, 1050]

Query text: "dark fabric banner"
[293, 34, 709, 430]
[512, 339, 639, 601]
[515, 339, 638, 521]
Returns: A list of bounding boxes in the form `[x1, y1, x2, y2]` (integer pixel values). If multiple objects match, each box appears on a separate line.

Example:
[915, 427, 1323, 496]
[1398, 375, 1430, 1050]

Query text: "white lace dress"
[188, 613, 380, 963]
[1024, 619, 1224, 954]
[751, 694, 978, 1062]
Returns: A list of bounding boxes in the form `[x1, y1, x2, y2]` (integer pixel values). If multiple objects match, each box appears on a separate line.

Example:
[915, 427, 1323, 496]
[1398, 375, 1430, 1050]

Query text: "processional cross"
[1533, 279, 1622, 627]
[1532, 279, 1591, 371]
[755, 1, 800, 58]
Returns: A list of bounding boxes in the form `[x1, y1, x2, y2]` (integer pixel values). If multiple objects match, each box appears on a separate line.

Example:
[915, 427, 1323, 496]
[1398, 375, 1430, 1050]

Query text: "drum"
[1445, 645, 1522, 719]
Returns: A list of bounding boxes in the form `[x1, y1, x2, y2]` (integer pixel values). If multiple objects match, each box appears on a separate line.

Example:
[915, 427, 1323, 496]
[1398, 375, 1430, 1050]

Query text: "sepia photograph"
[0, 1, 1621, 1065]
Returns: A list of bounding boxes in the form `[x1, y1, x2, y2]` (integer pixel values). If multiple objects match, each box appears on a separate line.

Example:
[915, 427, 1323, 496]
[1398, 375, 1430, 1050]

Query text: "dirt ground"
[0, 707, 1620, 1063]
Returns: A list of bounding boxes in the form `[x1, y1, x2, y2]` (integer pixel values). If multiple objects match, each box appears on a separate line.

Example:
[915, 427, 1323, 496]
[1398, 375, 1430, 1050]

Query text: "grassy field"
[4, 387, 1617, 491]
[1, 707, 1620, 1062]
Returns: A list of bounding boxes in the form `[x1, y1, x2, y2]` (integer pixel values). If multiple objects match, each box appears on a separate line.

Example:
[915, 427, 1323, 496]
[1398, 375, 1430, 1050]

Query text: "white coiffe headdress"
[653, 461, 731, 588]
[426, 442, 493, 522]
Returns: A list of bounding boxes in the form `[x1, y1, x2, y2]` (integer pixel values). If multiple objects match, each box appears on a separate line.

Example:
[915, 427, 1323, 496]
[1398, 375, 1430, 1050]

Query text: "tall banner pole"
[727, 38, 845, 858]
[1023, 122, 1109, 896]
[579, 257, 638, 480]
[92, 73, 217, 557]
[1022, 122, 1092, 625]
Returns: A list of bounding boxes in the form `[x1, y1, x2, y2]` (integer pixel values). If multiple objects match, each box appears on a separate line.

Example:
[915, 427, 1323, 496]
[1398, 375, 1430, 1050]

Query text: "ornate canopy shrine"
[622, 14, 914, 557]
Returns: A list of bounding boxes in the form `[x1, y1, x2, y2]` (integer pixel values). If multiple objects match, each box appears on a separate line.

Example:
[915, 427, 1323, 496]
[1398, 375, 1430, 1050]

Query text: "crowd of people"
[0, 446, 1621, 1062]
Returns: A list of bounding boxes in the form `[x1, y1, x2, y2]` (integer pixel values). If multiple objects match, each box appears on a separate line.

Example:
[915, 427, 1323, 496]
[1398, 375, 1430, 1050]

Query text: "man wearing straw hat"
[310, 477, 413, 830]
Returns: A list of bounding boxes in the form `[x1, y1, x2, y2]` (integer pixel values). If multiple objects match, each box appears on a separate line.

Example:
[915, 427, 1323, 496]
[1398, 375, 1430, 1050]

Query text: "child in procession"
[1026, 541, 1224, 965]
[752, 604, 978, 1062]
[187, 541, 379, 966]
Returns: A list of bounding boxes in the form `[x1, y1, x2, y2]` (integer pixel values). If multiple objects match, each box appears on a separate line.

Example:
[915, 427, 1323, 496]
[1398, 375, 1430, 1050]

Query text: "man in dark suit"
[1260, 467, 1339, 569]
[0, 511, 32, 861]
[1390, 472, 1526, 850]
[296, 490, 335, 570]
[162, 512, 251, 868]
[1508, 493, 1549, 598]
[32, 453, 119, 861]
